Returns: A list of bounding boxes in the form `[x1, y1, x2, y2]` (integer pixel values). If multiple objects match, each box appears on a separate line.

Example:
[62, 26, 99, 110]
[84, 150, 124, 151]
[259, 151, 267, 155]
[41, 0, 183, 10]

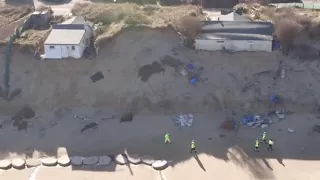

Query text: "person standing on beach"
[267, 139, 274, 151]
[261, 132, 267, 144]
[190, 140, 196, 153]
[255, 139, 260, 152]
[164, 132, 171, 144]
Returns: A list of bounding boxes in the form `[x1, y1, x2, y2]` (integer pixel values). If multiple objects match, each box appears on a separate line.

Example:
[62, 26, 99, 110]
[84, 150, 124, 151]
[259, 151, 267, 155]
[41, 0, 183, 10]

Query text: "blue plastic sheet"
[187, 63, 195, 70]
[190, 77, 197, 84]
[241, 115, 254, 125]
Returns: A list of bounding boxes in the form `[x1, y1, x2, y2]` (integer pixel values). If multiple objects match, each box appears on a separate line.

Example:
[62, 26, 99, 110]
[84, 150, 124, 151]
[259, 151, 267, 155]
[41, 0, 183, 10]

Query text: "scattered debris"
[276, 110, 285, 119]
[74, 114, 90, 121]
[280, 66, 286, 79]
[81, 122, 98, 133]
[275, 60, 284, 79]
[288, 128, 295, 133]
[242, 81, 259, 92]
[312, 125, 320, 133]
[138, 62, 164, 82]
[90, 71, 104, 83]
[270, 94, 281, 104]
[120, 112, 133, 123]
[253, 70, 272, 77]
[189, 76, 197, 84]
[242, 115, 271, 128]
[188, 66, 205, 85]
[187, 63, 195, 70]
[173, 114, 193, 127]
[241, 109, 287, 129]
[101, 115, 116, 121]
[285, 111, 294, 115]
[180, 69, 187, 76]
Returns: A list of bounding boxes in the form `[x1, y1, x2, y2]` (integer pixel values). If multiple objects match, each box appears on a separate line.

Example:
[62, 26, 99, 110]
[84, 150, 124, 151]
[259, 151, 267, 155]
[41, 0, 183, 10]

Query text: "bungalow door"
[61, 46, 68, 58]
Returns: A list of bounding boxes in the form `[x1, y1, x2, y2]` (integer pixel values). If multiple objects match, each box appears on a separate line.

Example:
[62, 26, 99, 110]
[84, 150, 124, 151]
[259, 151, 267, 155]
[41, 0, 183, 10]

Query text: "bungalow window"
[71, 46, 75, 50]
[217, 40, 224, 44]
[49, 46, 55, 49]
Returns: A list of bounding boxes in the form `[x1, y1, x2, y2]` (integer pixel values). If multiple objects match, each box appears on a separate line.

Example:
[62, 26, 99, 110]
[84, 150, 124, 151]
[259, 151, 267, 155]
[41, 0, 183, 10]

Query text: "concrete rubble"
[173, 114, 194, 127]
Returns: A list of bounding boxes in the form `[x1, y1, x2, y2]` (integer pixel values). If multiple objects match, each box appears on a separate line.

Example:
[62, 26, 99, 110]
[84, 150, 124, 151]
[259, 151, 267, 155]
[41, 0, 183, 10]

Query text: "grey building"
[195, 21, 274, 52]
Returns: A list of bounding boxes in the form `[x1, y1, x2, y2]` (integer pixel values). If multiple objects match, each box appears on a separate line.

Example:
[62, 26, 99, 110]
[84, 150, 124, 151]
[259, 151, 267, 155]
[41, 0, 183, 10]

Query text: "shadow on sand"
[193, 154, 206, 171]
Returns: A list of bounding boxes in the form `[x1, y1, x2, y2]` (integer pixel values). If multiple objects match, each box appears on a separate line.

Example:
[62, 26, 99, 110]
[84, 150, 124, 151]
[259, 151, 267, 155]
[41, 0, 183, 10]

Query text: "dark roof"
[53, 24, 85, 30]
[197, 21, 274, 41]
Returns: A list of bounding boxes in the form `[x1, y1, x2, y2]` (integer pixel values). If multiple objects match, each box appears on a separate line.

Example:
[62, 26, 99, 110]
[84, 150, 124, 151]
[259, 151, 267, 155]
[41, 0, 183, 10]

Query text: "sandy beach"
[0, 111, 320, 180]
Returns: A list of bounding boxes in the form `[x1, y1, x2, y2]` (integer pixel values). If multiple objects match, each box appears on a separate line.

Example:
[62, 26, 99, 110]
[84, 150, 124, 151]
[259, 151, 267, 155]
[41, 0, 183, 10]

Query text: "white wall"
[44, 45, 83, 59]
[195, 39, 272, 52]
[44, 45, 62, 59]
[83, 24, 93, 47]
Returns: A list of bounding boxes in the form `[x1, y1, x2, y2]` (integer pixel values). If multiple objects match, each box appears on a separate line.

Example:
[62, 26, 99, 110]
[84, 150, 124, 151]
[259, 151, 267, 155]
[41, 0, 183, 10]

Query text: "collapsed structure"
[195, 12, 274, 52]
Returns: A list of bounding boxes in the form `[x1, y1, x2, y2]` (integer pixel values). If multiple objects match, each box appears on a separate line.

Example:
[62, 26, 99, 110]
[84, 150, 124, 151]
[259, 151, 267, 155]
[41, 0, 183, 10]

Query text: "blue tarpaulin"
[241, 115, 254, 125]
[270, 95, 281, 103]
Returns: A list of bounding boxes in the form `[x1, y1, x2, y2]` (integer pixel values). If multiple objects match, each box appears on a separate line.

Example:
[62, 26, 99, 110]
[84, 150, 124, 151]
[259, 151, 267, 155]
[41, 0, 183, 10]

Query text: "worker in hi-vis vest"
[190, 140, 196, 153]
[267, 139, 274, 151]
[164, 132, 171, 144]
[261, 132, 267, 144]
[255, 139, 260, 152]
